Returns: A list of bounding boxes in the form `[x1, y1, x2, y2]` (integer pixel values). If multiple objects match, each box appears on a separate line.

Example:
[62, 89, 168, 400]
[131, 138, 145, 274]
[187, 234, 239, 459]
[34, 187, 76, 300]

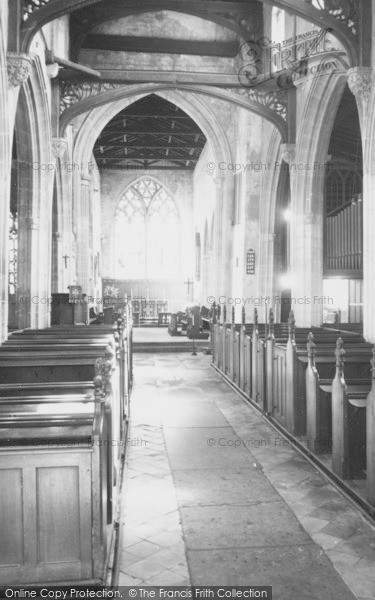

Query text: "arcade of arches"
[1, 0, 375, 595]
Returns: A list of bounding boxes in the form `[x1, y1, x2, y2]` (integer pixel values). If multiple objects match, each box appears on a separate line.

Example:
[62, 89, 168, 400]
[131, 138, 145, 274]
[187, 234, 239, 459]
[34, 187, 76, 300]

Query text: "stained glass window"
[8, 211, 18, 295]
[115, 179, 179, 279]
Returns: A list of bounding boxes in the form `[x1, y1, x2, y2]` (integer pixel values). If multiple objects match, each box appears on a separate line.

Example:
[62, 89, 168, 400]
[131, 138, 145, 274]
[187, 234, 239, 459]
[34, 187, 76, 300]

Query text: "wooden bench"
[306, 334, 371, 460]
[168, 311, 186, 336]
[0, 395, 108, 584]
[280, 311, 370, 435]
[331, 338, 370, 479]
[8, 318, 133, 421]
[0, 342, 123, 519]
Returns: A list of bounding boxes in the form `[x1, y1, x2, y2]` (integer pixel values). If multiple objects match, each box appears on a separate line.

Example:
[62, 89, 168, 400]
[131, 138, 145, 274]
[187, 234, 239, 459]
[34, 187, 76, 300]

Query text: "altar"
[102, 279, 185, 323]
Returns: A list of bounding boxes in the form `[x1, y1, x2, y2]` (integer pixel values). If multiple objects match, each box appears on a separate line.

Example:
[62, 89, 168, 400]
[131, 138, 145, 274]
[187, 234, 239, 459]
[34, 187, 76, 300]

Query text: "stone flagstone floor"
[117, 352, 375, 599]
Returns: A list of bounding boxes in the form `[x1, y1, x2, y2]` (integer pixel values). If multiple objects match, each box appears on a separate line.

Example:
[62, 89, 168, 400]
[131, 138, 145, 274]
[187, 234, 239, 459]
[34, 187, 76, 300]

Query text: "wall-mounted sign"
[246, 249, 255, 275]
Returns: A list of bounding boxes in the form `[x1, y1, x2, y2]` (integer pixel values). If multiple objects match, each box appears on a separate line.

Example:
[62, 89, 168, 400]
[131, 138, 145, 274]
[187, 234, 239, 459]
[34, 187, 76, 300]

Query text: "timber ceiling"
[93, 94, 207, 171]
[69, 0, 262, 63]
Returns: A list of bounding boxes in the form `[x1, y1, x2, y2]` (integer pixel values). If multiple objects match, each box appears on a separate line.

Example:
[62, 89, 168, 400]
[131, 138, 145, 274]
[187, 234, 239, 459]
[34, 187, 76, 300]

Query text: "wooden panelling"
[0, 468, 24, 566]
[0, 451, 93, 584]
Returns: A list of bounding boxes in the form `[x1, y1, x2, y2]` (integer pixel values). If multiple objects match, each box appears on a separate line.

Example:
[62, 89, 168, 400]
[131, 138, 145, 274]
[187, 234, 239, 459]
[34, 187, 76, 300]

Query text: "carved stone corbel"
[280, 143, 296, 165]
[347, 67, 373, 107]
[52, 137, 68, 159]
[7, 52, 32, 88]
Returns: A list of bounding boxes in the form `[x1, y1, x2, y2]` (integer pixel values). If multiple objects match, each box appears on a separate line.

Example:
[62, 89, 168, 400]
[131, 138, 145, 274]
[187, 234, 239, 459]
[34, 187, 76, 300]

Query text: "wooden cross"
[184, 278, 193, 302]
[63, 254, 69, 268]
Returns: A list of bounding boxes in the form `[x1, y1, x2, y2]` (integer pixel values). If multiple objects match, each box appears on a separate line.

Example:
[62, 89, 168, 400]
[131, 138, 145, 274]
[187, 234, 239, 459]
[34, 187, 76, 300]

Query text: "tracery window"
[8, 211, 18, 295]
[115, 179, 179, 279]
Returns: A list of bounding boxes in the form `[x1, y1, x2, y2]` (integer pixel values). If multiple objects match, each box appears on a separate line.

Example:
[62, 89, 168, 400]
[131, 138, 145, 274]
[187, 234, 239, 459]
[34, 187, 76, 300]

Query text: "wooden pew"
[331, 338, 370, 479]
[168, 311, 185, 336]
[252, 308, 267, 410]
[305, 332, 335, 452]
[8, 317, 133, 421]
[0, 395, 108, 584]
[0, 343, 123, 522]
[186, 306, 210, 340]
[283, 311, 370, 436]
[0, 381, 93, 396]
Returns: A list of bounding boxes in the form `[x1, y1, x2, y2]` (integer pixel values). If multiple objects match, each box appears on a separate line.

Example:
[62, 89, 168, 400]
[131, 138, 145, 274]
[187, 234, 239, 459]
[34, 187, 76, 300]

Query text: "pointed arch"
[114, 176, 180, 279]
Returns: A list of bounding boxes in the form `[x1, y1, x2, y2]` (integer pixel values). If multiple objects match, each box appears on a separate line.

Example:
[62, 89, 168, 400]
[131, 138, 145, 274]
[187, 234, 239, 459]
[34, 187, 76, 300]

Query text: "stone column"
[260, 232, 277, 318]
[284, 143, 325, 327]
[51, 137, 70, 292]
[213, 173, 231, 300]
[348, 67, 374, 340]
[77, 173, 92, 294]
[2, 54, 32, 334]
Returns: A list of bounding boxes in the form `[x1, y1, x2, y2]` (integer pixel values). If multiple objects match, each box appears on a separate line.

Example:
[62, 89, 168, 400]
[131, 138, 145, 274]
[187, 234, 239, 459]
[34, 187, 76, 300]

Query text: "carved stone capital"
[347, 67, 373, 103]
[280, 143, 296, 165]
[7, 53, 32, 88]
[52, 137, 68, 159]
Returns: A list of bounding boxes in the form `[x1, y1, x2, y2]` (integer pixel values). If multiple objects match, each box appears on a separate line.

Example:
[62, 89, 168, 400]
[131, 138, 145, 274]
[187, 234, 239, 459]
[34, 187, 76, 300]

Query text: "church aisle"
[117, 353, 375, 599]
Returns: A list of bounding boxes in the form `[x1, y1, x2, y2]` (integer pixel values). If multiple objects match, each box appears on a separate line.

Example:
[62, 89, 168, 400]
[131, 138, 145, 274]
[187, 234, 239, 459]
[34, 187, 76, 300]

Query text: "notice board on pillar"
[246, 249, 255, 274]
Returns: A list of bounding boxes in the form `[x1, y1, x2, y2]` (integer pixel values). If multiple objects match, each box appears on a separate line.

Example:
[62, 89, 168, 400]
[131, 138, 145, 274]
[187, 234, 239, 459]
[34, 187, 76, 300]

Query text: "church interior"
[1, 0, 375, 597]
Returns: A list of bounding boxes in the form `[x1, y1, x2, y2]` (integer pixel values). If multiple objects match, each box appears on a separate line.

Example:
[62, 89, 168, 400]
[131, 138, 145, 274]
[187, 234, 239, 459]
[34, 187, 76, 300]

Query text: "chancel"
[1, 0, 375, 597]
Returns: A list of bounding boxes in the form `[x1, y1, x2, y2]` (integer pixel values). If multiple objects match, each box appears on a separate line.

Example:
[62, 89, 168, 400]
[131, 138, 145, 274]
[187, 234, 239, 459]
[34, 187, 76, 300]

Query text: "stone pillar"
[348, 68, 374, 340]
[2, 53, 32, 335]
[77, 173, 92, 294]
[286, 144, 326, 326]
[283, 142, 327, 327]
[294, 210, 324, 327]
[51, 137, 71, 292]
[260, 232, 277, 318]
[213, 174, 231, 300]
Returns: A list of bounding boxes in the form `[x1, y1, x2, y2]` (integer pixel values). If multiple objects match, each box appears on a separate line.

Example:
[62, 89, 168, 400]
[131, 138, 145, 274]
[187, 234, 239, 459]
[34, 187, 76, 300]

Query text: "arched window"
[115, 178, 179, 279]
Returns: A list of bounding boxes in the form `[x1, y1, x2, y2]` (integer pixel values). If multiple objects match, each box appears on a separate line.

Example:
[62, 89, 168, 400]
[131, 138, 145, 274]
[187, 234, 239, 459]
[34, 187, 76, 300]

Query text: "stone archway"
[13, 57, 54, 329]
[289, 72, 349, 326]
[66, 88, 234, 301]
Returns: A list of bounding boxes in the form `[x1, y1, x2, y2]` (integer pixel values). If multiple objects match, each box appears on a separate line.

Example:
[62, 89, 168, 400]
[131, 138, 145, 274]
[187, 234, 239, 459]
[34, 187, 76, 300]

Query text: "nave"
[2, 0, 375, 593]
[117, 348, 375, 599]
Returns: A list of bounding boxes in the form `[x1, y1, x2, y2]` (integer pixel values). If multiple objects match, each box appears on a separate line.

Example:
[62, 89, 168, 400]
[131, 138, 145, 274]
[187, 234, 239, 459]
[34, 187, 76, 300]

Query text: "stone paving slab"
[186, 545, 357, 599]
[160, 399, 228, 427]
[172, 468, 278, 506]
[117, 352, 375, 599]
[180, 503, 311, 549]
[164, 427, 255, 470]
